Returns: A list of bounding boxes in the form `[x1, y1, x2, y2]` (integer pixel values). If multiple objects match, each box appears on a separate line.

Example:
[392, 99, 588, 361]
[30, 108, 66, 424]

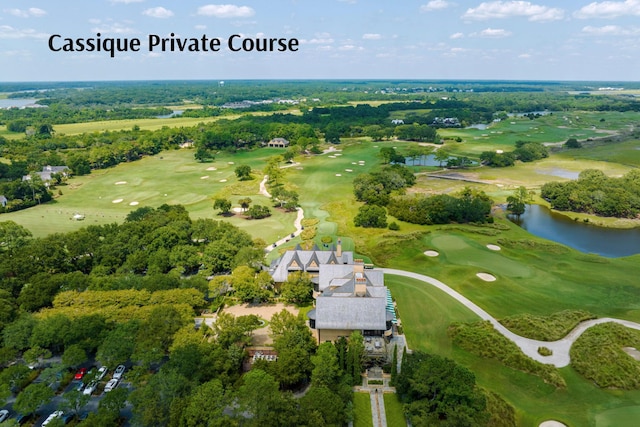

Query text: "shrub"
[538, 347, 553, 356]
[388, 222, 400, 231]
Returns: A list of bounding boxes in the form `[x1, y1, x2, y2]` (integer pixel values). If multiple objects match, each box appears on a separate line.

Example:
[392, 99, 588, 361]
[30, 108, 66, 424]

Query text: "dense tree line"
[541, 169, 640, 218]
[388, 188, 493, 225]
[480, 141, 548, 167]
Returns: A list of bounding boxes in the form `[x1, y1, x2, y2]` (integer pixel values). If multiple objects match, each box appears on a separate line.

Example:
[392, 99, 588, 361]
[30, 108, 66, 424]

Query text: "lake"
[0, 98, 40, 108]
[510, 204, 640, 258]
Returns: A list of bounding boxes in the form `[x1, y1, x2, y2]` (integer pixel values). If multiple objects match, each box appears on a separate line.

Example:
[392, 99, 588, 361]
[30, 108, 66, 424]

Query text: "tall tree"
[506, 186, 533, 219]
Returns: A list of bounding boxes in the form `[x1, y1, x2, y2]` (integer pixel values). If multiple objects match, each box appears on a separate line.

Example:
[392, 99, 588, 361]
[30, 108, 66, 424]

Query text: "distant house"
[0, 195, 7, 208]
[391, 119, 404, 125]
[22, 165, 69, 185]
[267, 138, 290, 148]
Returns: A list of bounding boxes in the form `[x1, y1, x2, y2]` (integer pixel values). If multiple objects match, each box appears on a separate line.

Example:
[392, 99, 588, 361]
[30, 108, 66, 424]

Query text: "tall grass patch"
[500, 310, 596, 341]
[570, 322, 640, 389]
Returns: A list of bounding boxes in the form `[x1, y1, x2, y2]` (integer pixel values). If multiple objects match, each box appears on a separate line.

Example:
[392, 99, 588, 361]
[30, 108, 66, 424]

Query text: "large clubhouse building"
[268, 240, 395, 342]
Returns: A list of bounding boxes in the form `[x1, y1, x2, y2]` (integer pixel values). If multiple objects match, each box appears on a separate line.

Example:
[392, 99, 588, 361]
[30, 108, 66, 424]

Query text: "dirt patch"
[221, 303, 300, 346]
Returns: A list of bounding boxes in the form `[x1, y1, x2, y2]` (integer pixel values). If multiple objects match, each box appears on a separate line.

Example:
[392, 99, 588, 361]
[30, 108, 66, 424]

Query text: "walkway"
[382, 268, 640, 368]
[260, 175, 305, 254]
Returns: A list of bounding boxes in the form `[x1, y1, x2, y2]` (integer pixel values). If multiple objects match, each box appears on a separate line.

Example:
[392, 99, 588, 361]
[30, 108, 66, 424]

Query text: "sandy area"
[487, 244, 501, 251]
[221, 303, 300, 346]
[335, 174, 342, 177]
[220, 179, 227, 182]
[206, 166, 217, 171]
[115, 181, 127, 185]
[112, 199, 123, 203]
[129, 201, 139, 206]
[232, 207, 243, 213]
[539, 422, 567, 427]
[423, 250, 439, 257]
[345, 169, 353, 172]
[476, 273, 496, 282]
[200, 176, 209, 179]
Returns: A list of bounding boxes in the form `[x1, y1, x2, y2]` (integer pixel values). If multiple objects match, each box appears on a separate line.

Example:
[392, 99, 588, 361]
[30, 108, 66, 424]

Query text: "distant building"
[266, 138, 290, 148]
[268, 240, 353, 283]
[391, 119, 404, 125]
[0, 195, 7, 208]
[22, 165, 69, 185]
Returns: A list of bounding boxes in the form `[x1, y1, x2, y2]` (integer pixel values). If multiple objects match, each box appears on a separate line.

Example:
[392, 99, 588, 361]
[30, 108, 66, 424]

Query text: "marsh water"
[510, 204, 640, 258]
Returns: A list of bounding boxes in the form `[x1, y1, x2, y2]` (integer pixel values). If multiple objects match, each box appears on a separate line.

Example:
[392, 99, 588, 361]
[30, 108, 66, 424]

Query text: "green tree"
[299, 386, 348, 426]
[238, 197, 252, 212]
[280, 271, 314, 305]
[311, 342, 341, 388]
[234, 164, 252, 181]
[354, 205, 388, 228]
[181, 379, 234, 427]
[246, 205, 271, 219]
[62, 344, 87, 368]
[0, 221, 32, 250]
[564, 138, 582, 149]
[23, 346, 52, 369]
[98, 386, 129, 422]
[347, 331, 365, 385]
[213, 198, 232, 215]
[13, 382, 55, 415]
[506, 186, 533, 219]
[59, 388, 90, 416]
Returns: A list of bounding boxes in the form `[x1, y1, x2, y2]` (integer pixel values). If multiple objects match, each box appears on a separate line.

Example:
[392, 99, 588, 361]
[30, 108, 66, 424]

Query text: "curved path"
[260, 175, 305, 253]
[382, 268, 640, 368]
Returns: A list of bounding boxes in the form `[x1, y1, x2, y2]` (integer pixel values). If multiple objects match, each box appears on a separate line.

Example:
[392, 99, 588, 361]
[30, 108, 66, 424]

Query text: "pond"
[509, 204, 640, 258]
[156, 110, 184, 119]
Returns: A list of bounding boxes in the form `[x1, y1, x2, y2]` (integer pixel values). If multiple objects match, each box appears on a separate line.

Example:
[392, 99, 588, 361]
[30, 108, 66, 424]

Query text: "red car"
[74, 367, 87, 380]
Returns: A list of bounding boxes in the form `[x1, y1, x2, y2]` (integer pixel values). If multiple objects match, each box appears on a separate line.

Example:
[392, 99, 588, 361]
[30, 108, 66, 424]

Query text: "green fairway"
[596, 405, 640, 427]
[0, 149, 299, 242]
[557, 138, 640, 168]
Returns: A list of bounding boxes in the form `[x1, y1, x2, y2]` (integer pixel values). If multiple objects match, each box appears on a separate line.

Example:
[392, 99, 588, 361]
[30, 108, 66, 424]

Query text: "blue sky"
[1, 0, 639, 81]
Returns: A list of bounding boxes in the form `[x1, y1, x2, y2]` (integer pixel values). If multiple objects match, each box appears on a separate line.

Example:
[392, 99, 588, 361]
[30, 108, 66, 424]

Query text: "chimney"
[336, 238, 342, 257]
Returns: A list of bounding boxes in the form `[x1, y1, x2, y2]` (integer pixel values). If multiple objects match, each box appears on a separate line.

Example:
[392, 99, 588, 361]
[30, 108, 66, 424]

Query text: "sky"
[1, 0, 640, 82]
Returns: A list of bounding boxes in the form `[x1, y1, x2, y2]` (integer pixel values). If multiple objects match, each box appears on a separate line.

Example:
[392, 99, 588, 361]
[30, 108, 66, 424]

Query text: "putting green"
[596, 405, 640, 427]
[430, 234, 533, 278]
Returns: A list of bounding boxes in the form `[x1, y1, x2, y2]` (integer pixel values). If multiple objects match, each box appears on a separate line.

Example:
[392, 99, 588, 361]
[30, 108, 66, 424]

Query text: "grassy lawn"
[353, 392, 373, 427]
[557, 138, 640, 168]
[383, 393, 407, 427]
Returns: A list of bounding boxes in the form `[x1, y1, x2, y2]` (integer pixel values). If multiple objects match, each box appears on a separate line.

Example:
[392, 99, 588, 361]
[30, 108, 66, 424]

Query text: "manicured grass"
[596, 405, 640, 427]
[557, 138, 640, 168]
[353, 392, 373, 427]
[1, 149, 298, 242]
[383, 393, 407, 427]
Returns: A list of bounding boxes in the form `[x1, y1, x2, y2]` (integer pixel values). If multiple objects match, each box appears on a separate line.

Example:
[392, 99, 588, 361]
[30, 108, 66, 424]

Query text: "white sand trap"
[129, 201, 139, 206]
[496, 149, 504, 154]
[373, 145, 379, 148]
[335, 174, 342, 177]
[476, 273, 496, 282]
[200, 176, 209, 179]
[352, 162, 357, 165]
[423, 250, 439, 257]
[228, 162, 234, 165]
[539, 422, 567, 427]
[115, 181, 127, 185]
[112, 199, 123, 204]
[328, 155, 336, 158]
[206, 166, 217, 171]
[345, 169, 353, 172]
[219, 179, 227, 183]
[487, 244, 501, 251]
[335, 153, 342, 156]
[232, 207, 243, 213]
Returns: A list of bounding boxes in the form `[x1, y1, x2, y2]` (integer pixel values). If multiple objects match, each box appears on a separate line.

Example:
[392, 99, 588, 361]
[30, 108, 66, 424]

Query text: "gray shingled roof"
[269, 249, 354, 283]
[314, 297, 387, 330]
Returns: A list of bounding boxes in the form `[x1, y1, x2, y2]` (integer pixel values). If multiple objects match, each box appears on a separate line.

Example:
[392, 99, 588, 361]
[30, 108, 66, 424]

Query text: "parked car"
[83, 381, 97, 396]
[74, 367, 87, 380]
[97, 366, 108, 380]
[76, 381, 85, 392]
[0, 410, 10, 423]
[104, 378, 119, 392]
[113, 364, 126, 380]
[42, 411, 64, 426]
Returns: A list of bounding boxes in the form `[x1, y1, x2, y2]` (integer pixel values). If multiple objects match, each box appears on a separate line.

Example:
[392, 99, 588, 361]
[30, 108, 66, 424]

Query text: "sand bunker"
[227, 161, 235, 165]
[539, 422, 567, 427]
[476, 273, 496, 282]
[334, 153, 342, 156]
[115, 181, 127, 185]
[129, 201, 139, 206]
[200, 176, 209, 179]
[345, 169, 353, 172]
[335, 174, 342, 177]
[206, 166, 217, 171]
[232, 207, 243, 213]
[352, 162, 357, 165]
[423, 250, 439, 257]
[328, 155, 336, 158]
[486, 244, 501, 251]
[112, 199, 123, 204]
[219, 179, 227, 183]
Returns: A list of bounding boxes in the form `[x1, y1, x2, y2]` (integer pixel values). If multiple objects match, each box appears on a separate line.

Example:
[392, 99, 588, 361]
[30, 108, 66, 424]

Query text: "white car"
[113, 364, 126, 380]
[0, 410, 9, 423]
[42, 411, 63, 426]
[104, 378, 119, 392]
[97, 366, 108, 380]
[83, 381, 97, 395]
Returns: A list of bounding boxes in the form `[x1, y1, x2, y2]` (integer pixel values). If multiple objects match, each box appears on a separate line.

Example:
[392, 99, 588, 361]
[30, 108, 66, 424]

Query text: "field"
[353, 392, 373, 427]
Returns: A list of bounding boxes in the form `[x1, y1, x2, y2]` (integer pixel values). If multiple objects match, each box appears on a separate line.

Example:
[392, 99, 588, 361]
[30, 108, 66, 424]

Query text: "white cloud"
[582, 25, 640, 35]
[518, 53, 532, 58]
[338, 44, 363, 51]
[362, 33, 381, 40]
[574, 0, 640, 19]
[195, 24, 207, 30]
[420, 1, 452, 12]
[450, 32, 464, 39]
[303, 33, 335, 44]
[471, 27, 512, 38]
[91, 23, 137, 34]
[197, 4, 255, 18]
[5, 8, 47, 18]
[0, 25, 48, 39]
[142, 7, 174, 18]
[462, 1, 564, 22]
